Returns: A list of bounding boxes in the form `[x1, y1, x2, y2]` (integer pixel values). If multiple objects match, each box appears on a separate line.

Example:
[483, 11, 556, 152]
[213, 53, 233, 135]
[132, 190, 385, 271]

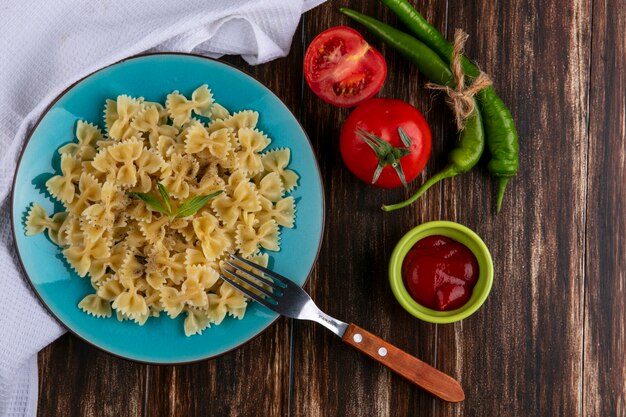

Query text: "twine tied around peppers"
[426, 29, 493, 130]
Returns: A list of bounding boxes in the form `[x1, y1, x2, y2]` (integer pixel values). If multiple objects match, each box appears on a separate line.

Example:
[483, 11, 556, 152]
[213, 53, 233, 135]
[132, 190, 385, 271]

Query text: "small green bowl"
[389, 221, 494, 324]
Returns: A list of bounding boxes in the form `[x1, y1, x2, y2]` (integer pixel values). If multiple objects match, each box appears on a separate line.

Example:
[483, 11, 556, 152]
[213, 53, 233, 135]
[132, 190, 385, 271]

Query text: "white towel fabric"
[0, 1, 324, 415]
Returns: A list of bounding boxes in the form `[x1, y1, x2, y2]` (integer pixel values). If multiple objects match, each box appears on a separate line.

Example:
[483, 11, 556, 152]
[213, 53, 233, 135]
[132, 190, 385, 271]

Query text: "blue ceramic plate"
[11, 53, 324, 363]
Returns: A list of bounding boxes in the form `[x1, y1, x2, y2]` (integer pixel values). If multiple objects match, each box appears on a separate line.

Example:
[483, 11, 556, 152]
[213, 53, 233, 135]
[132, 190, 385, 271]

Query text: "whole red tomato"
[340, 98, 432, 188]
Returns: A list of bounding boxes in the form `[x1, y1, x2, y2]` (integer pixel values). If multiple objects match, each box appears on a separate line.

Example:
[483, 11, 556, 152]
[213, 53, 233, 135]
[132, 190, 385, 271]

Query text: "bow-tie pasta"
[24, 84, 298, 336]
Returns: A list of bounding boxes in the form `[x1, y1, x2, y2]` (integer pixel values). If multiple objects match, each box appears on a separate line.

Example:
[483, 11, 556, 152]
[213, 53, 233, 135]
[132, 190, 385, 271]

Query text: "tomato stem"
[356, 127, 412, 187]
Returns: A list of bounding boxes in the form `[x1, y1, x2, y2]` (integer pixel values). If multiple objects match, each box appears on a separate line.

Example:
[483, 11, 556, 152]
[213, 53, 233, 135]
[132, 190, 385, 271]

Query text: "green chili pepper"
[341, 9, 454, 87]
[379, 0, 519, 213]
[340, 8, 485, 212]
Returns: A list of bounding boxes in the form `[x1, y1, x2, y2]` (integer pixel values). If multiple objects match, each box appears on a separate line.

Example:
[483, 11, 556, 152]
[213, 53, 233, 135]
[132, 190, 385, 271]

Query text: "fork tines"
[219, 254, 286, 308]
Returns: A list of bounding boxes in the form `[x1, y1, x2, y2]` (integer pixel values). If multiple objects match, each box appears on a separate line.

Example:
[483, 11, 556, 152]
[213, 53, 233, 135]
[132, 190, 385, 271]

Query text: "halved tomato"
[304, 26, 387, 107]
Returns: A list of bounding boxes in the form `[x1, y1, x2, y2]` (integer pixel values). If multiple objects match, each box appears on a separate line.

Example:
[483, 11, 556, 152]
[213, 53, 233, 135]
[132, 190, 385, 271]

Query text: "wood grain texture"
[583, 0, 626, 415]
[144, 318, 290, 417]
[37, 335, 145, 417]
[34, 1, 626, 416]
[437, 0, 591, 416]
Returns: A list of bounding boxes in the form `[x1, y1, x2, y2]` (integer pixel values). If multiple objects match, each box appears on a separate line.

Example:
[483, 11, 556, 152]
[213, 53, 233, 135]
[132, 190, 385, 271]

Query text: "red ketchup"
[402, 235, 479, 311]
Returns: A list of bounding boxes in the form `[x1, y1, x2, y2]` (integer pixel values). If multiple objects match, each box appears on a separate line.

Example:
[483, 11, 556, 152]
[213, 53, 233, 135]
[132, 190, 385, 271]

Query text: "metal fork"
[221, 254, 465, 403]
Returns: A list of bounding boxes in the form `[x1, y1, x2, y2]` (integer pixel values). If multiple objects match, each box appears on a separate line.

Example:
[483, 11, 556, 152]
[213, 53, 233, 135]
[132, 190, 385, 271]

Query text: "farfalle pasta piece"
[82, 160, 108, 184]
[208, 110, 259, 133]
[96, 275, 125, 301]
[236, 218, 280, 256]
[187, 265, 220, 290]
[207, 282, 247, 324]
[63, 222, 110, 277]
[166, 85, 214, 126]
[160, 277, 208, 318]
[24, 203, 67, 245]
[25, 203, 55, 235]
[67, 172, 102, 214]
[160, 153, 199, 199]
[143, 246, 166, 290]
[257, 172, 284, 202]
[185, 122, 232, 160]
[91, 148, 118, 182]
[184, 246, 210, 267]
[226, 170, 249, 193]
[81, 181, 121, 228]
[125, 222, 147, 248]
[145, 242, 186, 288]
[258, 196, 295, 228]
[156, 134, 185, 158]
[236, 128, 270, 175]
[131, 105, 179, 146]
[192, 213, 232, 261]
[117, 248, 145, 290]
[217, 150, 239, 170]
[169, 218, 196, 242]
[59, 121, 103, 161]
[126, 199, 153, 223]
[107, 95, 143, 140]
[184, 307, 211, 336]
[112, 287, 148, 317]
[163, 232, 189, 254]
[78, 294, 112, 318]
[211, 181, 261, 227]
[106, 139, 144, 187]
[138, 215, 169, 245]
[89, 241, 126, 281]
[46, 154, 82, 203]
[261, 148, 299, 192]
[144, 101, 170, 124]
[193, 164, 226, 196]
[145, 286, 162, 315]
[247, 253, 269, 268]
[211, 103, 230, 120]
[56, 213, 80, 247]
[134, 148, 165, 192]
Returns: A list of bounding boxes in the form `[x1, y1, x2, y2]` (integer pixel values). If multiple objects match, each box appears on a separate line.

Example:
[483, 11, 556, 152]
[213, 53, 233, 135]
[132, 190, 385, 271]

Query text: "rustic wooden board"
[583, 0, 626, 415]
[436, 0, 591, 416]
[38, 334, 145, 417]
[34, 0, 626, 416]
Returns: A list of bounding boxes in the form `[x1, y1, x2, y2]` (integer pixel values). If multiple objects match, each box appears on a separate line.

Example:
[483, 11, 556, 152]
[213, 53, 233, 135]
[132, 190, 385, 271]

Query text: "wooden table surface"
[37, 0, 625, 416]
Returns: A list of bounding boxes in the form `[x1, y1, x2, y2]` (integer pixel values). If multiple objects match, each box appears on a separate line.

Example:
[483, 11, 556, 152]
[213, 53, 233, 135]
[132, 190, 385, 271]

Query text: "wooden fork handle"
[342, 323, 465, 402]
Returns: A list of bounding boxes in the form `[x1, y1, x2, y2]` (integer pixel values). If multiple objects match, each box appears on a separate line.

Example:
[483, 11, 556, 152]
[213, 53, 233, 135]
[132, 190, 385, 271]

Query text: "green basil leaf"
[174, 190, 223, 218]
[157, 182, 172, 214]
[128, 192, 168, 215]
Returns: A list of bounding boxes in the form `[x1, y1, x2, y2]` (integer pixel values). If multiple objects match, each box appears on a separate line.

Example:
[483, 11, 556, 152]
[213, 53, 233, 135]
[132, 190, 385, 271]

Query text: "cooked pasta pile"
[25, 84, 298, 336]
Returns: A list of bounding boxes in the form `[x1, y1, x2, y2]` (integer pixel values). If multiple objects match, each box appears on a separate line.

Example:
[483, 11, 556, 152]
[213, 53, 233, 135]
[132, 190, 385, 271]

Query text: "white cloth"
[0, 1, 324, 415]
